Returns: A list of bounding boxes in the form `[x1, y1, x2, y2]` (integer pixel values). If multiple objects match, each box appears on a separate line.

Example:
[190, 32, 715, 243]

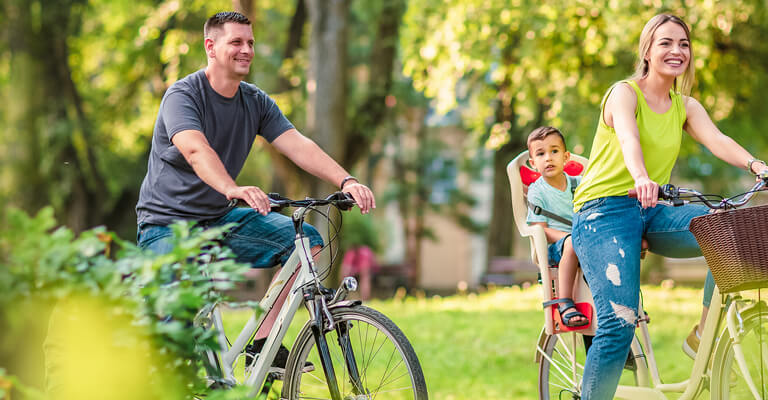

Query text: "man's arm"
[271, 129, 375, 214]
[172, 129, 272, 215]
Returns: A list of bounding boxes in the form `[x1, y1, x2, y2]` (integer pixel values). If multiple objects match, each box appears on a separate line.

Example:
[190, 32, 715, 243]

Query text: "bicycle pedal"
[623, 355, 637, 371]
[266, 371, 283, 381]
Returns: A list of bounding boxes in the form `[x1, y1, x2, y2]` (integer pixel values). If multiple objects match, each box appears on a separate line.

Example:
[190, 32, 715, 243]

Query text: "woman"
[571, 14, 768, 399]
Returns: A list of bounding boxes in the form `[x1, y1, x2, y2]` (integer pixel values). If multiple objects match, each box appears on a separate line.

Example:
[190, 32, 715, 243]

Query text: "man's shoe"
[682, 324, 700, 360]
[245, 338, 314, 374]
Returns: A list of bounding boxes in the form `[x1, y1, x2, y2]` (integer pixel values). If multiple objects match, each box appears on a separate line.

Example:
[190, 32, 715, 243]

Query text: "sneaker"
[682, 324, 700, 359]
[245, 338, 315, 374]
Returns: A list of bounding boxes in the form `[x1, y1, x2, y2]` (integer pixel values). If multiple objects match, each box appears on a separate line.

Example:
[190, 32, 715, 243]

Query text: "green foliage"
[339, 210, 382, 252]
[401, 0, 768, 191]
[0, 207, 260, 398]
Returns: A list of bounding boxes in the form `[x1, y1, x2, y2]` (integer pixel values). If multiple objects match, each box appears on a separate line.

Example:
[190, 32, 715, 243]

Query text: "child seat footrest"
[542, 298, 594, 333]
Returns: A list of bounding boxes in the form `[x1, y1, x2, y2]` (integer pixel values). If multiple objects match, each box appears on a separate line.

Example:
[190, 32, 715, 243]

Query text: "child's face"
[529, 135, 570, 179]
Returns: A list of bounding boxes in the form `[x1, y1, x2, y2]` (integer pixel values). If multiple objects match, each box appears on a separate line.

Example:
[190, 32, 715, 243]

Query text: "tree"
[400, 0, 768, 264]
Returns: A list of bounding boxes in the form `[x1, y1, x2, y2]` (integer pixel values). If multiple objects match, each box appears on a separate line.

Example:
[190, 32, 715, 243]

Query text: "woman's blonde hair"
[629, 14, 695, 95]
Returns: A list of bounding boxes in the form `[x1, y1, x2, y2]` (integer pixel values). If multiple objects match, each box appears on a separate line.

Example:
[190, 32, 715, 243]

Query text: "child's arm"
[530, 222, 569, 243]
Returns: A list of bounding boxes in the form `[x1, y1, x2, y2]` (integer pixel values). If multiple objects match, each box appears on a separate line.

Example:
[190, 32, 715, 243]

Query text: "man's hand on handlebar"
[226, 185, 271, 216]
[633, 176, 659, 209]
[341, 182, 376, 214]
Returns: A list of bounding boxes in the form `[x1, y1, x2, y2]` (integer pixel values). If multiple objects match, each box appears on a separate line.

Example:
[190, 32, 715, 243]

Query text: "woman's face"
[645, 21, 690, 78]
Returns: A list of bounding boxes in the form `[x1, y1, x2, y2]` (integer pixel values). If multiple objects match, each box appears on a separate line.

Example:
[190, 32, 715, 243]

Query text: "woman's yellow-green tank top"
[573, 80, 686, 212]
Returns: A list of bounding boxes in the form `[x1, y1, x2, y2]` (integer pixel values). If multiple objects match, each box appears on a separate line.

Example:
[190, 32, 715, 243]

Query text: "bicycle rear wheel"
[282, 304, 427, 400]
[711, 304, 768, 399]
[537, 331, 642, 399]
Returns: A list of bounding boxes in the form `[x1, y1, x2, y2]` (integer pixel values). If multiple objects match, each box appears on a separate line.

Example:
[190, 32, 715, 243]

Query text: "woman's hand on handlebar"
[634, 177, 659, 209]
[754, 163, 768, 179]
[342, 182, 376, 214]
[226, 185, 270, 216]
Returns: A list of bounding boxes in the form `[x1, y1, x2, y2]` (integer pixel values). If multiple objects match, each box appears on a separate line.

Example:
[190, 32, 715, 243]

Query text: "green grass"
[223, 284, 707, 399]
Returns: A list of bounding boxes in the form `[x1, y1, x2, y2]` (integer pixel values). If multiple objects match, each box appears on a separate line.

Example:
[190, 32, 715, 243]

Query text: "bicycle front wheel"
[711, 304, 768, 399]
[282, 304, 427, 400]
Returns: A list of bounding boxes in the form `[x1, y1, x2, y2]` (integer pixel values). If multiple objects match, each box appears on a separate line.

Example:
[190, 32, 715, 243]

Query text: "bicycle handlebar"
[227, 191, 356, 212]
[628, 173, 768, 210]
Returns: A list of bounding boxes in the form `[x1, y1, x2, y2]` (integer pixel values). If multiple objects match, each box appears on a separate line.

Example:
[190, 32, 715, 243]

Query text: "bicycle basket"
[689, 204, 768, 293]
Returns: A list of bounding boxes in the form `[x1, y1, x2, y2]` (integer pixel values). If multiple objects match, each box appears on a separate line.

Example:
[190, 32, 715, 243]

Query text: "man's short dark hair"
[526, 126, 566, 152]
[204, 12, 251, 38]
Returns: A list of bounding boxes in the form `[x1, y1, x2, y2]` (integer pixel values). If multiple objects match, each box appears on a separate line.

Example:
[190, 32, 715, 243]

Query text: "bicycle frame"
[205, 208, 324, 396]
[613, 285, 757, 400]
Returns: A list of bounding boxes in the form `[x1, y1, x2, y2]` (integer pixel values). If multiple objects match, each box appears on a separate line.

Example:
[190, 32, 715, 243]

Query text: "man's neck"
[543, 172, 567, 192]
[204, 66, 242, 98]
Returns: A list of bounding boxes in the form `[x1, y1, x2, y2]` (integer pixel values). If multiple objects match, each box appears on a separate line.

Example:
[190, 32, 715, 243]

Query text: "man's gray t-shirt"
[136, 69, 294, 226]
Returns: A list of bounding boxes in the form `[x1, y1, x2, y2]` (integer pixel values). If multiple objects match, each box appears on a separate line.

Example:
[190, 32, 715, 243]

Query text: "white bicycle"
[538, 177, 768, 399]
[196, 192, 428, 399]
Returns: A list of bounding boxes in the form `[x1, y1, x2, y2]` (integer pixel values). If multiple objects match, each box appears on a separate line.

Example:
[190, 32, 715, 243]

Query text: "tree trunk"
[5, 0, 104, 233]
[276, 0, 307, 93]
[343, 0, 406, 168]
[306, 0, 347, 168]
[486, 139, 522, 260]
[232, 0, 257, 21]
[485, 85, 523, 261]
[305, 0, 348, 279]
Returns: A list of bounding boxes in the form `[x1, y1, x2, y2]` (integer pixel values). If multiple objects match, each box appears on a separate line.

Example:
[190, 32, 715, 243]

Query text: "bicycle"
[194, 192, 428, 399]
[537, 174, 768, 399]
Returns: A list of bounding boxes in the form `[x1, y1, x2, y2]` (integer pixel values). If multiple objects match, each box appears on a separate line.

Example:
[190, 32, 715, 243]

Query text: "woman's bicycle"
[195, 192, 428, 399]
[538, 174, 768, 399]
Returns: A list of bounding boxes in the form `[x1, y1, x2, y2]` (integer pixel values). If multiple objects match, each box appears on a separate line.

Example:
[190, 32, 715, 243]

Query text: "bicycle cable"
[315, 203, 345, 282]
[295, 202, 346, 283]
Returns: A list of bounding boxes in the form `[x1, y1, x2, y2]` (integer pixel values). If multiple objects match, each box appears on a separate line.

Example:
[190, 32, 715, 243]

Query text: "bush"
[0, 207, 256, 399]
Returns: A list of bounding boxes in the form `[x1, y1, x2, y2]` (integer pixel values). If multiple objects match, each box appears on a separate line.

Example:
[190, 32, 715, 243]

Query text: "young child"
[525, 126, 587, 327]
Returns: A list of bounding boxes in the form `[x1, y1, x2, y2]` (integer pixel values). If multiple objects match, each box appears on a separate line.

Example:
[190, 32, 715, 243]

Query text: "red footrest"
[549, 300, 593, 333]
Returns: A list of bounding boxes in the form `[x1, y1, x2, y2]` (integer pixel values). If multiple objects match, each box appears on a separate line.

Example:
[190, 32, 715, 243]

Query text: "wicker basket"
[689, 204, 768, 293]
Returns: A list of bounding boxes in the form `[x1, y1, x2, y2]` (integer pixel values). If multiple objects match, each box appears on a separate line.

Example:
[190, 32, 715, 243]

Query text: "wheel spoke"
[284, 307, 424, 400]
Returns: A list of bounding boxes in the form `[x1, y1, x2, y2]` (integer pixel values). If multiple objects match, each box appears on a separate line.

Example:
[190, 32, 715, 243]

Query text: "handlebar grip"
[227, 198, 284, 212]
[331, 191, 356, 211]
[627, 184, 676, 200]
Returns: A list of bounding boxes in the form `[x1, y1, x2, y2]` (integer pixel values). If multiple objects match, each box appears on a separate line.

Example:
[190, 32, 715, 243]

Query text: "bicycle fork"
[727, 302, 764, 400]
[309, 288, 367, 400]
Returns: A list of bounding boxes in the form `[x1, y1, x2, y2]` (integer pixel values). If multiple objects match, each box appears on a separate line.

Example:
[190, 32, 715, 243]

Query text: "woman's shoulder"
[609, 81, 638, 101]
[603, 81, 638, 115]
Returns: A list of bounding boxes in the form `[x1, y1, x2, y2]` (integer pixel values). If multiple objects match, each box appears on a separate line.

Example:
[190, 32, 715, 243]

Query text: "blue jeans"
[571, 196, 709, 400]
[137, 208, 324, 268]
[548, 234, 571, 265]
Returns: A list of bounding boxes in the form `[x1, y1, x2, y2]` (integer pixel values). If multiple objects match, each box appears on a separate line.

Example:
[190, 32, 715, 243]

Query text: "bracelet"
[747, 159, 766, 174]
[339, 175, 359, 189]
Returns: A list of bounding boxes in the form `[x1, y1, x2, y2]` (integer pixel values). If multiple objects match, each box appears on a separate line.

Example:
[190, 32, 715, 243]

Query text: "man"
[135, 11, 375, 372]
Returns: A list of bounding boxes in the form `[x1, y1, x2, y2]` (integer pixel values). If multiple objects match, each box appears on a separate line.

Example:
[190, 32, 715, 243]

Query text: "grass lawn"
[223, 284, 706, 399]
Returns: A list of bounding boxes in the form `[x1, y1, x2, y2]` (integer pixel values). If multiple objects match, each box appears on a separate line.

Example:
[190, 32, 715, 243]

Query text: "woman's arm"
[684, 97, 767, 174]
[605, 83, 659, 208]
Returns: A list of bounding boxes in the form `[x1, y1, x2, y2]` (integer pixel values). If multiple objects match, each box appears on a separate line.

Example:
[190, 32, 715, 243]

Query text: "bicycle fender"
[328, 300, 362, 309]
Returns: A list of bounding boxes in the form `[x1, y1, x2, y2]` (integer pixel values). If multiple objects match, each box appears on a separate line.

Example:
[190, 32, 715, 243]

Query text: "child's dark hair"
[204, 12, 251, 38]
[526, 126, 566, 151]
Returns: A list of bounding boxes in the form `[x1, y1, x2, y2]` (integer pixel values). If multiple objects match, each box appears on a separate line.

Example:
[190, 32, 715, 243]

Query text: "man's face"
[206, 22, 254, 78]
[528, 135, 570, 179]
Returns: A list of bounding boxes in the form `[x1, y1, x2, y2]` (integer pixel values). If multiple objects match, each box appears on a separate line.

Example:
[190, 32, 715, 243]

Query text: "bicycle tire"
[537, 332, 642, 399]
[711, 304, 768, 399]
[282, 304, 428, 400]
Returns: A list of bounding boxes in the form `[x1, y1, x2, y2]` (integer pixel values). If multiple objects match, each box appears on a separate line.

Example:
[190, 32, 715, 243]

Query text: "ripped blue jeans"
[571, 196, 709, 400]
